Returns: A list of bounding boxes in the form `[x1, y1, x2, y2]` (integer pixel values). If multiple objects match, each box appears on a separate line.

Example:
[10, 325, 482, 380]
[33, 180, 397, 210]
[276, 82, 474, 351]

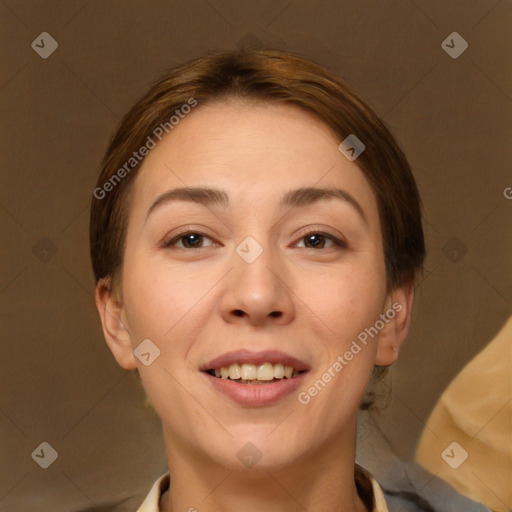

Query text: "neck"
[160, 423, 369, 512]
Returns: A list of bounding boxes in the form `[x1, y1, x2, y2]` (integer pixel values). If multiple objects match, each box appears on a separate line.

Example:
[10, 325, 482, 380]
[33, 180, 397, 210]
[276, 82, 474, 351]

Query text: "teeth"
[273, 363, 284, 379]
[257, 362, 274, 381]
[241, 363, 257, 380]
[213, 362, 302, 381]
[229, 363, 241, 379]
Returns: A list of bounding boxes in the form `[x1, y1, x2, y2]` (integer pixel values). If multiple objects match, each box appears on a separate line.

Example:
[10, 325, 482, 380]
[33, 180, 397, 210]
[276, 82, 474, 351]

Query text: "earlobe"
[375, 281, 415, 366]
[95, 278, 138, 371]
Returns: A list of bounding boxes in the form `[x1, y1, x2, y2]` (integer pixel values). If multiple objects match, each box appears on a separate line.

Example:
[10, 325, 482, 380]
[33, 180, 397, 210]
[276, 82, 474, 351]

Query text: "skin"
[96, 100, 414, 512]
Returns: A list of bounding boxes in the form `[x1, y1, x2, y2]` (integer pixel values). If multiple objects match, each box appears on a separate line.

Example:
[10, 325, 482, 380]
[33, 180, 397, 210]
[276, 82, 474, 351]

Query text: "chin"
[203, 423, 307, 471]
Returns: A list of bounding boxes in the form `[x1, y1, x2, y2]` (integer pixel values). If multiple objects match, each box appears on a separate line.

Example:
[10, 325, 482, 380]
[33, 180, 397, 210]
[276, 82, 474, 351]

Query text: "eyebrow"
[145, 186, 367, 224]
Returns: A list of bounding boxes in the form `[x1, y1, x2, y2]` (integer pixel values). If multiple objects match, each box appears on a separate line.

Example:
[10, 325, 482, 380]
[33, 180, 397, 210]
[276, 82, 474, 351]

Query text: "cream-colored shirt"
[136, 465, 389, 511]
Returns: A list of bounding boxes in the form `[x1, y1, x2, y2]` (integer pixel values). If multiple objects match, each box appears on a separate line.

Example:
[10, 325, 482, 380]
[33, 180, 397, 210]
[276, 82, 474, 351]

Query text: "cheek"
[120, 253, 212, 425]
[296, 274, 383, 433]
[122, 250, 209, 340]
[300, 260, 387, 342]
[294, 256, 386, 412]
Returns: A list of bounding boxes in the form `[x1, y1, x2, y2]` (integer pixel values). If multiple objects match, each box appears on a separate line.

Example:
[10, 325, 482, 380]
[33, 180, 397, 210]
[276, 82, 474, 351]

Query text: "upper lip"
[201, 349, 310, 372]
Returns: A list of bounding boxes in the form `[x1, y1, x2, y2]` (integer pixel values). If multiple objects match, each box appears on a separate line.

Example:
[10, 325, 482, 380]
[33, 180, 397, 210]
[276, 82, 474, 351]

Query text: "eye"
[294, 231, 347, 250]
[161, 229, 347, 250]
[162, 231, 216, 249]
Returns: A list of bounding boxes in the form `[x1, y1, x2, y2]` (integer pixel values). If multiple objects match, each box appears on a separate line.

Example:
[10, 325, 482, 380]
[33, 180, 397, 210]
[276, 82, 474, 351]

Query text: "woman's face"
[111, 100, 397, 470]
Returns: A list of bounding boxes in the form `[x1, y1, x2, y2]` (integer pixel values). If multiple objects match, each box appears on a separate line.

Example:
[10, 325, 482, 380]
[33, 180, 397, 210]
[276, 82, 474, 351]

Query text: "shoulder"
[361, 460, 493, 512]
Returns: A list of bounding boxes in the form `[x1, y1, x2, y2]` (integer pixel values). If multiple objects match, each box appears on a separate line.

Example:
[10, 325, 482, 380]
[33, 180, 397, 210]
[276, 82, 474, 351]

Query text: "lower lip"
[202, 371, 308, 406]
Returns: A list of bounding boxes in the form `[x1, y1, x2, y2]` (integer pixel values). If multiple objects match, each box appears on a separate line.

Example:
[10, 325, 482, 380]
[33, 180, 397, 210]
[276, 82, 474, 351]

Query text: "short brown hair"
[90, 48, 425, 292]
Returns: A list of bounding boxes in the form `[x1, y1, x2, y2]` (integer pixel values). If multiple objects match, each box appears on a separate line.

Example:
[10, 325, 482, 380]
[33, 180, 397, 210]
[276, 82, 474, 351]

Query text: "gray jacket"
[356, 416, 493, 512]
[377, 458, 492, 511]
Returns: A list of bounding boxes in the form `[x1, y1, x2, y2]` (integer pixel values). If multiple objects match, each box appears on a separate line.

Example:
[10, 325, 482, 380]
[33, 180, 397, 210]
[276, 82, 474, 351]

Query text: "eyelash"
[161, 229, 347, 250]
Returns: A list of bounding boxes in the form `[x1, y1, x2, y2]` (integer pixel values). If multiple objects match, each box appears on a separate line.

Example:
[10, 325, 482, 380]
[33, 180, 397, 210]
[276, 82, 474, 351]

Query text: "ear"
[95, 278, 138, 370]
[375, 280, 415, 366]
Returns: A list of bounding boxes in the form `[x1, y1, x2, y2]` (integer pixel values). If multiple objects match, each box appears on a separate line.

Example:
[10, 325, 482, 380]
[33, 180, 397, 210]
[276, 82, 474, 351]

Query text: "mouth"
[205, 362, 306, 384]
[201, 350, 310, 405]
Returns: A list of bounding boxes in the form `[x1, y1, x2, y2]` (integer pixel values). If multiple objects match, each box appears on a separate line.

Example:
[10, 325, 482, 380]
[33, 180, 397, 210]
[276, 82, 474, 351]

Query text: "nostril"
[232, 310, 282, 318]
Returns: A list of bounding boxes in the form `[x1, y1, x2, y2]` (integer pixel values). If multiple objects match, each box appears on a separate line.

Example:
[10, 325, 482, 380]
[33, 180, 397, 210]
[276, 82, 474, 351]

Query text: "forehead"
[129, 100, 379, 223]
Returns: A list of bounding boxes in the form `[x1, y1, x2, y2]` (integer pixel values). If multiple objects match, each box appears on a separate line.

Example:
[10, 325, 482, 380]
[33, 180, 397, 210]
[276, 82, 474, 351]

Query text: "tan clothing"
[416, 316, 512, 511]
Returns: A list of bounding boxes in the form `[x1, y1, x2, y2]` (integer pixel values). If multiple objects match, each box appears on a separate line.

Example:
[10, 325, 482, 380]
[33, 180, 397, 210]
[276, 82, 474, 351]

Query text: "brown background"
[1, 1, 511, 511]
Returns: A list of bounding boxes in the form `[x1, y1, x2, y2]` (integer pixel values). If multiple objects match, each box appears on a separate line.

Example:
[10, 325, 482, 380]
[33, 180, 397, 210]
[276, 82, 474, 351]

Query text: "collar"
[137, 464, 388, 511]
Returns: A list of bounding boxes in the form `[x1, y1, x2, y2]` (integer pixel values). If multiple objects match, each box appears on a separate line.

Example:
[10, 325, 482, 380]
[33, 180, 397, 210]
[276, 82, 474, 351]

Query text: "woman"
[89, 49, 489, 512]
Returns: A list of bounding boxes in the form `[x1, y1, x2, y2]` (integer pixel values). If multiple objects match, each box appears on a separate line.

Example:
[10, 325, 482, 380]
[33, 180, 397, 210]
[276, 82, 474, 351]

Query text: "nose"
[220, 240, 296, 327]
